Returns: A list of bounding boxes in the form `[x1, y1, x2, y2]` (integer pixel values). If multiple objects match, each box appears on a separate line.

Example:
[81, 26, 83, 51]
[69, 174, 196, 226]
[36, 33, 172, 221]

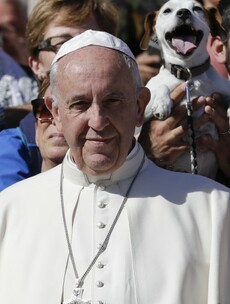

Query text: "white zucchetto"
[52, 29, 136, 65]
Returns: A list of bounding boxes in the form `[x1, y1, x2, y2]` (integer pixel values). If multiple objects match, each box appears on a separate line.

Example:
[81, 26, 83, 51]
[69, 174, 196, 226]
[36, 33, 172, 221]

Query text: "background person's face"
[35, 88, 68, 166]
[29, 14, 101, 80]
[52, 47, 148, 176]
[0, 1, 27, 63]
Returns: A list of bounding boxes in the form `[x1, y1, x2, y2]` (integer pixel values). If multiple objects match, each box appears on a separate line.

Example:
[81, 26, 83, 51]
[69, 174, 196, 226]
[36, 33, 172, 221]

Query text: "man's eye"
[69, 101, 90, 110]
[105, 98, 122, 106]
[108, 99, 120, 103]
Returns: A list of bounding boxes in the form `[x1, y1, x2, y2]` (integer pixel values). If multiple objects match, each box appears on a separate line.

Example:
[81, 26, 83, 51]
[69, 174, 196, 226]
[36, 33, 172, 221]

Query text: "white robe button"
[97, 222, 106, 229]
[97, 201, 106, 208]
[96, 281, 104, 288]
[97, 261, 105, 269]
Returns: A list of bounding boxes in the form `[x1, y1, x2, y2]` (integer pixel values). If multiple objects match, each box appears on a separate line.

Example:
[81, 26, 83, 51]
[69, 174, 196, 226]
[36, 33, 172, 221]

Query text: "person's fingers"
[204, 100, 229, 134]
[167, 105, 187, 128]
[170, 83, 186, 107]
[151, 144, 189, 167]
[168, 123, 188, 139]
[205, 95, 228, 118]
[210, 93, 229, 110]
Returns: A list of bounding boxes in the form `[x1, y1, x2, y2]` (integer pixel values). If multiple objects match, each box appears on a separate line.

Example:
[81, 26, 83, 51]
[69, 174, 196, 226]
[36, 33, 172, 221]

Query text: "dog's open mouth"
[165, 25, 203, 56]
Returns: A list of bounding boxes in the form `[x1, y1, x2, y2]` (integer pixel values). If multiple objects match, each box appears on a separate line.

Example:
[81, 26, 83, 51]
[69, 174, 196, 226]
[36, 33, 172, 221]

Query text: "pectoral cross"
[63, 281, 91, 304]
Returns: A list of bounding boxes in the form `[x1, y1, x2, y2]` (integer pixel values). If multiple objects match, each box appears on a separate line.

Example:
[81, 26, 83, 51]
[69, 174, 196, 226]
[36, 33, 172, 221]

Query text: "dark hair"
[27, 0, 119, 57]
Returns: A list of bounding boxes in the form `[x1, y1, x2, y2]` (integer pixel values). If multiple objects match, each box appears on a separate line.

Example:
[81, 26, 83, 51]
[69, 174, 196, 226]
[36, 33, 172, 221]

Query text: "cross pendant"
[63, 287, 91, 304]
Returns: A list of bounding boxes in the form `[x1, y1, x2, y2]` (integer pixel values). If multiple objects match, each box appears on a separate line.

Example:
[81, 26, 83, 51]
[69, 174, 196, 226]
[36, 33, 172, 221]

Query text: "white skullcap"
[52, 29, 136, 66]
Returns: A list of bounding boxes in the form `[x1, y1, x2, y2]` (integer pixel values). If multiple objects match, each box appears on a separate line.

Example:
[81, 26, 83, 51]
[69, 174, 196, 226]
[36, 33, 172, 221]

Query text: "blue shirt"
[0, 112, 42, 191]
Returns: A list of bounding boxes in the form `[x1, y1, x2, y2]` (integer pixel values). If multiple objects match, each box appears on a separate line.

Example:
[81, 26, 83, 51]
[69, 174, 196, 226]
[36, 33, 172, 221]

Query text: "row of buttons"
[96, 187, 107, 304]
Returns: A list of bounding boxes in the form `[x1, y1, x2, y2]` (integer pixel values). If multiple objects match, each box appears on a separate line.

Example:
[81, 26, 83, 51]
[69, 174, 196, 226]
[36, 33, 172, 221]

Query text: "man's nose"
[88, 105, 109, 130]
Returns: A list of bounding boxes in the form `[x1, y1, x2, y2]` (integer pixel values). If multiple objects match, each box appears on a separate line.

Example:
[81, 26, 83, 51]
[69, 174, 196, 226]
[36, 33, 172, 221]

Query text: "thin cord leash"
[185, 68, 198, 175]
[60, 154, 145, 303]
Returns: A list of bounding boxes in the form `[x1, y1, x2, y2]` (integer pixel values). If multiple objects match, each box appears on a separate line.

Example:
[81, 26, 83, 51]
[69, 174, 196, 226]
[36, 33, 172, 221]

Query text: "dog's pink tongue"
[172, 35, 197, 55]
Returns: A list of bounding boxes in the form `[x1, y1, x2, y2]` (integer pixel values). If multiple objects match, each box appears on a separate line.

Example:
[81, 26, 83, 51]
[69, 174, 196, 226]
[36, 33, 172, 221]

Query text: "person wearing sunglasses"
[27, 0, 118, 81]
[0, 0, 119, 191]
[32, 78, 68, 172]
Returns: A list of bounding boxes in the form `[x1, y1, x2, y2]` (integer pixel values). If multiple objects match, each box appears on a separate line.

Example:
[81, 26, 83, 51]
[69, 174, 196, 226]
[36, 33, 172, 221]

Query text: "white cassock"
[0, 143, 229, 304]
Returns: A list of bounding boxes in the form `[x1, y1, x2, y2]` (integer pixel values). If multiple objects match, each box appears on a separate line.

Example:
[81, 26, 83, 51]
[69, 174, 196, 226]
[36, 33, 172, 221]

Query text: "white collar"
[63, 141, 146, 187]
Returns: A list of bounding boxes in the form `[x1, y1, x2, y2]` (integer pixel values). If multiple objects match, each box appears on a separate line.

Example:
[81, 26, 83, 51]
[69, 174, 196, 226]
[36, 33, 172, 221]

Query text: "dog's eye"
[163, 8, 172, 14]
[193, 6, 203, 13]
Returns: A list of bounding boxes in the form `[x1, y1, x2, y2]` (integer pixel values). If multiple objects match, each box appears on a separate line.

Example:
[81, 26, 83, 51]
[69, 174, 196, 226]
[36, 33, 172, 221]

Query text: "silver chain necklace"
[60, 155, 145, 304]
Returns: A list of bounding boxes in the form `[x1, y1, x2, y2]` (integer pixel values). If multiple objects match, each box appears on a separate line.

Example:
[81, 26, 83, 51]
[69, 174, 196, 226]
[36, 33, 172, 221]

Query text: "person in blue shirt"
[0, 111, 41, 191]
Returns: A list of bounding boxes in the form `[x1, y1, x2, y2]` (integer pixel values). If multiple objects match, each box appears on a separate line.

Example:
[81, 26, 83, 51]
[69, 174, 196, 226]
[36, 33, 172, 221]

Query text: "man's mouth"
[87, 137, 113, 144]
[165, 25, 203, 56]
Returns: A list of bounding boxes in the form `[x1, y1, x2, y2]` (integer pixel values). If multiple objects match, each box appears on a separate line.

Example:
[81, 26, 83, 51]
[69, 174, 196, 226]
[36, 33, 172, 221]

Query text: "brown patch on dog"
[140, 11, 158, 50]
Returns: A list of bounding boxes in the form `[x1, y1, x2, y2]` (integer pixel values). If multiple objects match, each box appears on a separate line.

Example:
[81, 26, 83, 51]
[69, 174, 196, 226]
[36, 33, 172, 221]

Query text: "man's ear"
[209, 35, 226, 64]
[28, 56, 47, 81]
[44, 96, 62, 131]
[136, 87, 151, 127]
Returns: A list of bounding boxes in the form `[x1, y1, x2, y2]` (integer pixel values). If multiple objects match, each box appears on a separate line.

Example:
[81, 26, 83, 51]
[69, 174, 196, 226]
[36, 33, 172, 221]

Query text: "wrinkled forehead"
[57, 45, 131, 75]
[159, 0, 204, 14]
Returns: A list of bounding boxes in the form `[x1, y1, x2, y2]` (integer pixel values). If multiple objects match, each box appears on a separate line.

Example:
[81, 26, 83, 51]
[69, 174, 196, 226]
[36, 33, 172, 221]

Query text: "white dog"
[141, 0, 230, 179]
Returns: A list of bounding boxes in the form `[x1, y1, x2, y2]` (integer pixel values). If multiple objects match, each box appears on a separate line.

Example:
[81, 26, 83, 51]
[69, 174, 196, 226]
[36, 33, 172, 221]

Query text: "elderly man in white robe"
[0, 30, 230, 304]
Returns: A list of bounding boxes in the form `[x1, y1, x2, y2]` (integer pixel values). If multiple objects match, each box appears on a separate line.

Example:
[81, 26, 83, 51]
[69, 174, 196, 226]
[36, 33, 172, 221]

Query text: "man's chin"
[83, 154, 119, 176]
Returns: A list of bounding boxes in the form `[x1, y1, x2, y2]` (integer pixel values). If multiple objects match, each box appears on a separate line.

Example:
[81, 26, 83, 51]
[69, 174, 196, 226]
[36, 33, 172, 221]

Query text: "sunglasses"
[31, 97, 53, 123]
[33, 34, 73, 56]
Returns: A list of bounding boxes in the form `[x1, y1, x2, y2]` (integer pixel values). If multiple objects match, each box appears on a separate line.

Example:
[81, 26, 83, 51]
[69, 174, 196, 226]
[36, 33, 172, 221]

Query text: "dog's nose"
[177, 8, 191, 20]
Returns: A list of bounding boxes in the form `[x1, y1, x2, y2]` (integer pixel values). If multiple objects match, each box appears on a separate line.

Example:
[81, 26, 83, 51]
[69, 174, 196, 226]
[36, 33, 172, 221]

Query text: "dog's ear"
[206, 6, 226, 39]
[140, 11, 158, 50]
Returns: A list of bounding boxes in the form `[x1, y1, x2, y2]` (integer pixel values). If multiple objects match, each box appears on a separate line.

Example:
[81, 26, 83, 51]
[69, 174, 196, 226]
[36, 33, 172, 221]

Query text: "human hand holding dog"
[197, 94, 230, 180]
[139, 86, 230, 182]
[138, 83, 190, 169]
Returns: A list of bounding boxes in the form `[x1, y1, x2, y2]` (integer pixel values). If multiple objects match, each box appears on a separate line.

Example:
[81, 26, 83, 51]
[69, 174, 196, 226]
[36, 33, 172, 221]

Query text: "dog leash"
[185, 68, 198, 175]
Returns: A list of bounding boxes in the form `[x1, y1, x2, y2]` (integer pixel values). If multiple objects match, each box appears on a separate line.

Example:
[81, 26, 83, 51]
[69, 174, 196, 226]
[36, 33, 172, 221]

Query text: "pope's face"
[52, 47, 149, 175]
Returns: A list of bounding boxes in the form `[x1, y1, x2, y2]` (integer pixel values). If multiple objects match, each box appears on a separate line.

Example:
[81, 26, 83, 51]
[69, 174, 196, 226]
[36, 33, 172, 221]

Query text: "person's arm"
[138, 83, 189, 168]
[138, 85, 230, 184]
[198, 94, 230, 185]
[136, 51, 162, 85]
[0, 128, 32, 191]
